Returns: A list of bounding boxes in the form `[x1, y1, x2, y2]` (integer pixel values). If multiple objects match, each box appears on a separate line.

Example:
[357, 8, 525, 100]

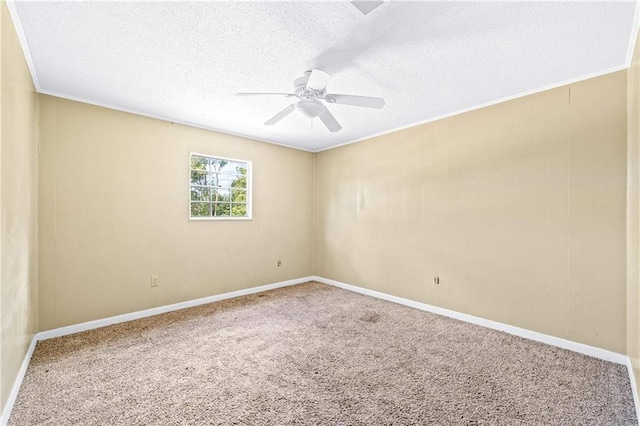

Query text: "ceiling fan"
[235, 69, 385, 133]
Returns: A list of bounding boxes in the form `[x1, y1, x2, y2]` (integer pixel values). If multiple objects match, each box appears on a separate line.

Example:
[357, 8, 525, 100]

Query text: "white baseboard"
[37, 276, 314, 341]
[626, 359, 640, 423]
[312, 276, 628, 365]
[1, 336, 37, 426]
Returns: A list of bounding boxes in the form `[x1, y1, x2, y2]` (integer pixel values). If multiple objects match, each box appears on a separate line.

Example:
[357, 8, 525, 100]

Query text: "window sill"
[189, 217, 253, 222]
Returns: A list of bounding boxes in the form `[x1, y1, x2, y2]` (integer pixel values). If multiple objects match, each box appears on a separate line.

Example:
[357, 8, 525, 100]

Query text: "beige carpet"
[9, 282, 637, 425]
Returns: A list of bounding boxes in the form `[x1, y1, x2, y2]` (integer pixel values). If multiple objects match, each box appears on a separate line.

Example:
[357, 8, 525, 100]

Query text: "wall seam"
[0, 0, 4, 410]
[311, 152, 316, 276]
[566, 85, 572, 342]
[34, 92, 40, 337]
[627, 65, 632, 358]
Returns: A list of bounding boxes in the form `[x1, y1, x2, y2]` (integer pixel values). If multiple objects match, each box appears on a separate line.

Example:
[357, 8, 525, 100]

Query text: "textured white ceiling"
[10, 1, 639, 152]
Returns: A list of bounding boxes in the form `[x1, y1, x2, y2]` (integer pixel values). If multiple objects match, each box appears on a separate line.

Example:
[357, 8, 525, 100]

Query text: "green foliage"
[190, 203, 210, 217]
[210, 159, 228, 173]
[190, 187, 210, 201]
[191, 155, 208, 171]
[214, 203, 230, 217]
[190, 171, 208, 186]
[231, 204, 247, 217]
[231, 167, 247, 189]
[231, 189, 246, 203]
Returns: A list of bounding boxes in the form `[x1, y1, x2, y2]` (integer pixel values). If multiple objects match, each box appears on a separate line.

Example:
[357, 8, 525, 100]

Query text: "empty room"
[2, 0, 640, 424]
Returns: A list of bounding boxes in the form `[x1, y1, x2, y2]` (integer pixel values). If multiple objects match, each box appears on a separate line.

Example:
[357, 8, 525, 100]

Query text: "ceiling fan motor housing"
[293, 73, 309, 92]
[293, 71, 325, 98]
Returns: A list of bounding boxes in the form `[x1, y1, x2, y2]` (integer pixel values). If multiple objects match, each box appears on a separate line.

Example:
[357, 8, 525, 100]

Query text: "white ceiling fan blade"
[264, 104, 296, 126]
[324, 94, 385, 109]
[318, 106, 342, 133]
[306, 69, 332, 91]
[351, 0, 384, 15]
[235, 93, 296, 97]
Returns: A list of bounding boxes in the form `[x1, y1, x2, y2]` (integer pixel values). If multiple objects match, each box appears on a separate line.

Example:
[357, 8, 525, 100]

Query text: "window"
[190, 153, 251, 220]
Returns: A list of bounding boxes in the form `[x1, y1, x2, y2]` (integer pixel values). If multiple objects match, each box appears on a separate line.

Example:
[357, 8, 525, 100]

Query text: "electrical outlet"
[277, 260, 282, 267]
[434, 276, 440, 285]
[151, 276, 159, 287]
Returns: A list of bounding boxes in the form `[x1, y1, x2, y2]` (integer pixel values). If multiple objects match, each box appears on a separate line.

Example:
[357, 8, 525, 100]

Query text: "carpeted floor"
[9, 282, 637, 425]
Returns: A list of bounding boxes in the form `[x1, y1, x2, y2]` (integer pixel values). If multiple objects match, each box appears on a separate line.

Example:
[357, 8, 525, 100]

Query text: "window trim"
[189, 152, 253, 221]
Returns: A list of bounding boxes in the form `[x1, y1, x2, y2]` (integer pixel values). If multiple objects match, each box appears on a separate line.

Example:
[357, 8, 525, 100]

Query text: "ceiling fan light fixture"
[296, 99, 324, 118]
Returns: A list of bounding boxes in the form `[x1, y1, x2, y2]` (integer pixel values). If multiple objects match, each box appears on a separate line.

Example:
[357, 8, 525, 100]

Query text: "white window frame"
[189, 152, 252, 221]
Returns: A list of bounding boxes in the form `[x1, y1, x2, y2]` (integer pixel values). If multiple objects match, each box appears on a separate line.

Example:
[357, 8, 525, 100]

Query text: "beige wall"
[315, 71, 628, 354]
[0, 1, 39, 413]
[629, 32, 640, 389]
[38, 96, 314, 330]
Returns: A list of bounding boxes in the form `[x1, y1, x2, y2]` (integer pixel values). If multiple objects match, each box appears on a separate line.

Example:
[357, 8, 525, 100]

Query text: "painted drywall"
[38, 95, 314, 330]
[0, 1, 39, 413]
[629, 31, 640, 388]
[315, 71, 628, 354]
